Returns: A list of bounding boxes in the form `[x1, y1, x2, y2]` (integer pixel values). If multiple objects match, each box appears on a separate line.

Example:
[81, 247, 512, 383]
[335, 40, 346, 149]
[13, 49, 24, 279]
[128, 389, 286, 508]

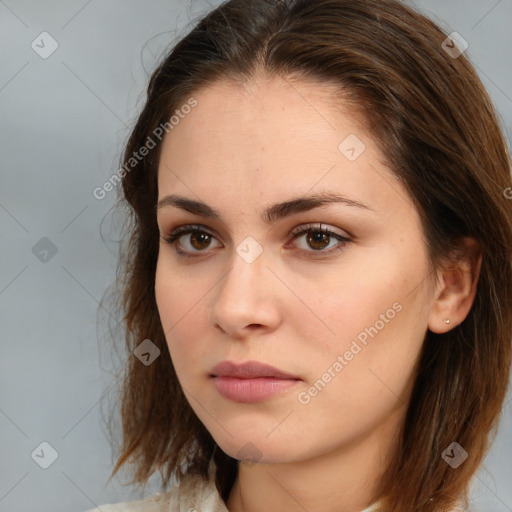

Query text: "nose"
[208, 245, 281, 339]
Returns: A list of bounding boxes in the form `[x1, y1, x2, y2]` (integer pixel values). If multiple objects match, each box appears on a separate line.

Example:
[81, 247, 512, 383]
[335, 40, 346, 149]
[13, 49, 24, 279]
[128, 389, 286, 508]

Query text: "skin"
[154, 75, 481, 512]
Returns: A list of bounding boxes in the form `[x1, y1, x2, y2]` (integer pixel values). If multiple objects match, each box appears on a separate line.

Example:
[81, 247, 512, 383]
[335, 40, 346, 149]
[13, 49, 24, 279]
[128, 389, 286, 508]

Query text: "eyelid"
[162, 222, 351, 258]
[163, 224, 219, 243]
[163, 222, 351, 241]
[289, 222, 350, 239]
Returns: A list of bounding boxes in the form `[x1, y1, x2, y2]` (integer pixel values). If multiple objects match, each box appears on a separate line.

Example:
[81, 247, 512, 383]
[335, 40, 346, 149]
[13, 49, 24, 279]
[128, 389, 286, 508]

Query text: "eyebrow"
[156, 192, 373, 224]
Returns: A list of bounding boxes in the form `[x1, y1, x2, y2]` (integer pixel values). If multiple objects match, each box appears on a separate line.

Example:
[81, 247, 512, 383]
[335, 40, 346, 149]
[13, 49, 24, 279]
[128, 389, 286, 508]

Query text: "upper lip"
[210, 360, 300, 380]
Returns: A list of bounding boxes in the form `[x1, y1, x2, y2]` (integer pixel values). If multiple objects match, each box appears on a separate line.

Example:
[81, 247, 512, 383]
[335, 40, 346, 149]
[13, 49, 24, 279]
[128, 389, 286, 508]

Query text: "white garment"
[83, 460, 380, 512]
[83, 459, 460, 512]
[84, 472, 381, 512]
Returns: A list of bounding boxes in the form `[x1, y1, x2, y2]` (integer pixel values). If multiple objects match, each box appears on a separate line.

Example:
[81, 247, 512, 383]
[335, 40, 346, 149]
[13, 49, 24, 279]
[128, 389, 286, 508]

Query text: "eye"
[162, 223, 351, 258]
[162, 224, 221, 255]
[288, 223, 351, 258]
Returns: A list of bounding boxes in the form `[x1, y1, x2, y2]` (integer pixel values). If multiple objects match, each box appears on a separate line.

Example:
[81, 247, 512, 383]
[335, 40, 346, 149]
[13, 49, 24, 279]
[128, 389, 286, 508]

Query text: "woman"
[86, 0, 512, 511]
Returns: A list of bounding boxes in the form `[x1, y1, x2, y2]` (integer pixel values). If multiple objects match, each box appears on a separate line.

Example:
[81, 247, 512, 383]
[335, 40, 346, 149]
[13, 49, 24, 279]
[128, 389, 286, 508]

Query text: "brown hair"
[101, 1, 512, 511]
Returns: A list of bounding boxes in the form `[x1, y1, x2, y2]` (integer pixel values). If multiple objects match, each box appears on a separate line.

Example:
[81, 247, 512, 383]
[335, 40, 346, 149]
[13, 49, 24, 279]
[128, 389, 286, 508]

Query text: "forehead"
[173, 74, 366, 141]
[156, 75, 412, 219]
[159, 76, 372, 171]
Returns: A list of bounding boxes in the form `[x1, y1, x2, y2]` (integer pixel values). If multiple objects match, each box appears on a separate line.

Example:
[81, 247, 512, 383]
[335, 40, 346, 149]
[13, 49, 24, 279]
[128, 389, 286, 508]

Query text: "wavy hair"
[101, 1, 512, 511]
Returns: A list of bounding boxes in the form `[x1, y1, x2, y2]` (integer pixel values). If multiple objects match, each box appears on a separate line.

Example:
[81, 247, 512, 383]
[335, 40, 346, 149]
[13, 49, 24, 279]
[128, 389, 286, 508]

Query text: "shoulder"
[82, 490, 174, 512]
[81, 465, 228, 512]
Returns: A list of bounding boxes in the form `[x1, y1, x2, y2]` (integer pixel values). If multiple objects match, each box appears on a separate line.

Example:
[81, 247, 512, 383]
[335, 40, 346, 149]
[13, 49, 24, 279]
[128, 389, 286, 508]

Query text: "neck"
[225, 404, 404, 512]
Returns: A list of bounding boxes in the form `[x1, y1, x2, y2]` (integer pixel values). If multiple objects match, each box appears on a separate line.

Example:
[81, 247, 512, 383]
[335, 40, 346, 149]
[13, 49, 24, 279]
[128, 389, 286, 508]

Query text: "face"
[154, 76, 436, 464]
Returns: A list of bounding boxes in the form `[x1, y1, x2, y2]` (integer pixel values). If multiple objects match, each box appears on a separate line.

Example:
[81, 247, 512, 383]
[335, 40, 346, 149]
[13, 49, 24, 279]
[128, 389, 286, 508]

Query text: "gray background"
[0, 1, 511, 511]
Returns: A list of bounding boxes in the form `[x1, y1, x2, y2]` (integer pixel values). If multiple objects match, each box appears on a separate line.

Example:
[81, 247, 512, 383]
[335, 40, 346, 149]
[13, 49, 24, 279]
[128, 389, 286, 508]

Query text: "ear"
[428, 237, 482, 334]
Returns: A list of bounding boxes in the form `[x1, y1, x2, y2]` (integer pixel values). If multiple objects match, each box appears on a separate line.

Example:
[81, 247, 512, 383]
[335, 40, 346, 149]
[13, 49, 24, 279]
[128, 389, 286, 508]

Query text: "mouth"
[210, 360, 301, 379]
[209, 360, 301, 403]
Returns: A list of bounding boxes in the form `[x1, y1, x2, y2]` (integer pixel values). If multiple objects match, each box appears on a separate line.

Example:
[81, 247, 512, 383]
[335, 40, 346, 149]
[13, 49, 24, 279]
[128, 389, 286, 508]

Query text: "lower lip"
[211, 376, 300, 403]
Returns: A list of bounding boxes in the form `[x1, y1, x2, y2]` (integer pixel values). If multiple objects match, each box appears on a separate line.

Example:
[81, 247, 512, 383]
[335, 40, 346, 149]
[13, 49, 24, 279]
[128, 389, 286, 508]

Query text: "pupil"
[191, 233, 210, 249]
[308, 231, 329, 250]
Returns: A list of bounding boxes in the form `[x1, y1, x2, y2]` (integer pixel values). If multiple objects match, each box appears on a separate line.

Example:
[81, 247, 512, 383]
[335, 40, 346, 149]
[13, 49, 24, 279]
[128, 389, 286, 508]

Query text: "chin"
[213, 434, 299, 465]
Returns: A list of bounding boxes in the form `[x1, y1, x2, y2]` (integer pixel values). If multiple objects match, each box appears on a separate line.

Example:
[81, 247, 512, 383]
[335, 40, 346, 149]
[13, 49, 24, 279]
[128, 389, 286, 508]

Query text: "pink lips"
[210, 360, 301, 403]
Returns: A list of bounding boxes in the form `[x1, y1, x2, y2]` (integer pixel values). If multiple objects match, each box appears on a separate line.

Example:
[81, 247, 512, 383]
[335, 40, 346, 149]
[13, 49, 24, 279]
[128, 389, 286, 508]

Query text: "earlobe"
[427, 237, 482, 334]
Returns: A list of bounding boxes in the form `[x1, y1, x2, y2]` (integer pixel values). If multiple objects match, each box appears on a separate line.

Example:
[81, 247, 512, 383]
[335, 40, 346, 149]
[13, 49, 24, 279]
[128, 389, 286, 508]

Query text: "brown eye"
[289, 224, 351, 257]
[305, 230, 331, 251]
[163, 225, 222, 255]
[188, 231, 213, 250]
[163, 223, 351, 259]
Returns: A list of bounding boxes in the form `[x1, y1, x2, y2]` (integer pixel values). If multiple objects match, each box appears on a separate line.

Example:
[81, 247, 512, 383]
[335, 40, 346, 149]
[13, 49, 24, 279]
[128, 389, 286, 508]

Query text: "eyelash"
[162, 223, 351, 259]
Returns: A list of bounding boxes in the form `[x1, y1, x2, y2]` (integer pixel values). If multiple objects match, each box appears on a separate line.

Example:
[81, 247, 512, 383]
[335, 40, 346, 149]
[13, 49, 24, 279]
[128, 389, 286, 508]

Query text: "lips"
[209, 360, 301, 403]
[210, 360, 301, 380]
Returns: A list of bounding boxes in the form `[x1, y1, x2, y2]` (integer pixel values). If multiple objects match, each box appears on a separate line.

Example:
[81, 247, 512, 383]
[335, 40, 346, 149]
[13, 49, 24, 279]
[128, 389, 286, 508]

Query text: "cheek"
[289, 259, 406, 351]
[155, 262, 186, 360]
[303, 245, 430, 384]
[292, 292, 426, 447]
[154, 261, 208, 376]
[154, 260, 173, 332]
[155, 257, 198, 332]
